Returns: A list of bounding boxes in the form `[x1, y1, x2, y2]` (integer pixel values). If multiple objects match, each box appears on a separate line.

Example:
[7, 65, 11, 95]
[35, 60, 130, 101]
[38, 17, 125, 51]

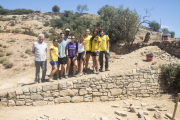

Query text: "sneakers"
[34, 81, 39, 84]
[100, 69, 104, 72]
[60, 76, 63, 79]
[92, 69, 96, 74]
[48, 78, 54, 82]
[73, 72, 78, 77]
[96, 70, 100, 74]
[84, 70, 87, 74]
[65, 75, 68, 79]
[105, 68, 110, 71]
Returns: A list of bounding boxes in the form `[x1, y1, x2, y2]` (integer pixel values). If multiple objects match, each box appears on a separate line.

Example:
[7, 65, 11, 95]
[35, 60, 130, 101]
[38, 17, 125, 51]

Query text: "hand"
[106, 49, 109, 53]
[51, 60, 55, 66]
[83, 55, 85, 60]
[76, 53, 78, 57]
[94, 50, 97, 53]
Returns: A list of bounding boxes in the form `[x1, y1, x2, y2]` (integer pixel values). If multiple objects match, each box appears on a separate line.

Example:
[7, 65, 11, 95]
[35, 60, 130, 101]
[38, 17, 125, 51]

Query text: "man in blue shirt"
[97, 23, 106, 36]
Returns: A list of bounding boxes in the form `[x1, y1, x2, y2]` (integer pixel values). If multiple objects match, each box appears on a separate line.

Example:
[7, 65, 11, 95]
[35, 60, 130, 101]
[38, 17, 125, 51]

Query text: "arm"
[83, 41, 86, 57]
[107, 40, 109, 50]
[66, 48, 68, 57]
[50, 49, 54, 61]
[32, 43, 35, 54]
[95, 41, 101, 53]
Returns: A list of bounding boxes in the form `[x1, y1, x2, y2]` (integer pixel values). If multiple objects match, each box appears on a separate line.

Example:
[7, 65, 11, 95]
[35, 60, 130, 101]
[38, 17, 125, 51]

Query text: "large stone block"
[37, 86, 42, 92]
[54, 96, 71, 103]
[106, 84, 114, 88]
[0, 92, 7, 98]
[0, 102, 7, 107]
[29, 87, 37, 93]
[59, 82, 67, 90]
[31, 94, 43, 100]
[71, 96, 83, 103]
[8, 100, 16, 107]
[66, 81, 73, 88]
[16, 90, 23, 95]
[93, 97, 100, 102]
[52, 92, 59, 97]
[79, 89, 87, 95]
[43, 85, 51, 91]
[33, 101, 47, 106]
[110, 89, 122, 96]
[50, 84, 58, 90]
[42, 91, 52, 97]
[23, 88, 29, 93]
[100, 96, 108, 101]
[59, 89, 78, 96]
[16, 101, 25, 106]
[7, 92, 16, 99]
[133, 82, 141, 88]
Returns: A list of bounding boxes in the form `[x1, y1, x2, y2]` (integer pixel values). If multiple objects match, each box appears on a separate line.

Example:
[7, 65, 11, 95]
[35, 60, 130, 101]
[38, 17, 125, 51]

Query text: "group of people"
[32, 23, 110, 83]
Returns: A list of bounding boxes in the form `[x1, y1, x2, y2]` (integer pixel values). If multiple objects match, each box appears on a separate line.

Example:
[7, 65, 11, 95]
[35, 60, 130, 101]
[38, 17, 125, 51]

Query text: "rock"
[79, 89, 87, 95]
[16, 101, 25, 106]
[16, 90, 23, 95]
[66, 81, 73, 88]
[158, 108, 167, 111]
[152, 62, 157, 65]
[144, 116, 151, 120]
[165, 113, 172, 119]
[54, 96, 71, 103]
[129, 106, 137, 112]
[115, 111, 127, 117]
[71, 96, 83, 103]
[110, 89, 122, 96]
[43, 85, 51, 91]
[138, 112, 144, 118]
[147, 108, 156, 111]
[59, 89, 78, 96]
[154, 112, 161, 119]
[31, 94, 43, 100]
[90, 113, 96, 120]
[111, 105, 120, 108]
[123, 101, 130, 106]
[8, 100, 16, 107]
[32, 101, 47, 106]
[100, 116, 108, 120]
[62, 117, 70, 120]
[156, 100, 166, 108]
[37, 86, 42, 92]
[7, 92, 16, 99]
[127, 118, 133, 120]
[143, 111, 149, 115]
[116, 117, 121, 120]
[141, 103, 148, 106]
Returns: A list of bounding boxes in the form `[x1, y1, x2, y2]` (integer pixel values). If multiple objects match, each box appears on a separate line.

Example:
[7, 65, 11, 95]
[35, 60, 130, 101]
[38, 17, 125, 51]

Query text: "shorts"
[50, 61, 58, 66]
[77, 51, 85, 61]
[91, 51, 100, 56]
[69, 57, 77, 61]
[86, 51, 92, 54]
[58, 57, 67, 64]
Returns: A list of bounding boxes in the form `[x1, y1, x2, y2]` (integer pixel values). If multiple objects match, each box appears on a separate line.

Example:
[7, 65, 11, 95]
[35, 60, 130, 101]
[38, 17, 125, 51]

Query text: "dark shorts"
[86, 51, 92, 54]
[69, 57, 77, 61]
[58, 57, 67, 64]
[77, 51, 85, 61]
[91, 51, 100, 56]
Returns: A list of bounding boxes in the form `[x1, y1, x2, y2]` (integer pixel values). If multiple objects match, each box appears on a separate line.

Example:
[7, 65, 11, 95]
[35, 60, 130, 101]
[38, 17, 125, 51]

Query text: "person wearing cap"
[64, 28, 71, 43]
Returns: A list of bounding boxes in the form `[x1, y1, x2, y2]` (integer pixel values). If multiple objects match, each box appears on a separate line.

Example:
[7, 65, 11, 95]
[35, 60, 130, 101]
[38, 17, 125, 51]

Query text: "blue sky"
[1, 0, 180, 37]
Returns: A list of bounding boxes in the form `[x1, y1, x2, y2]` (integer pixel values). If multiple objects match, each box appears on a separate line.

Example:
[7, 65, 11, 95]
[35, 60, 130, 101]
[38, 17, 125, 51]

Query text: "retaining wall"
[0, 64, 167, 107]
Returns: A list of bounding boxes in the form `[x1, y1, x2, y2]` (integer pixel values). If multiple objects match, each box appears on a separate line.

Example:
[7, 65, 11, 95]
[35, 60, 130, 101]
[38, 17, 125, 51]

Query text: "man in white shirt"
[64, 28, 71, 43]
[32, 34, 47, 83]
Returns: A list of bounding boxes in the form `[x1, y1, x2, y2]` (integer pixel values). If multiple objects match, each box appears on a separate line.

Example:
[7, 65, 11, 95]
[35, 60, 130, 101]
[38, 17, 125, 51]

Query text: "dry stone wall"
[0, 65, 167, 107]
[111, 40, 180, 58]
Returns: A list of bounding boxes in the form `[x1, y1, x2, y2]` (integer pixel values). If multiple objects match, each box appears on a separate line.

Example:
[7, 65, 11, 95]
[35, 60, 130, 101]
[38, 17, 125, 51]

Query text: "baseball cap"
[65, 28, 70, 32]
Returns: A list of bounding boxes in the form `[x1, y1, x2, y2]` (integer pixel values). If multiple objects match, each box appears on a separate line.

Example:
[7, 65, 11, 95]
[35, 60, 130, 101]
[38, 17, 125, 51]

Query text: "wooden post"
[171, 93, 180, 120]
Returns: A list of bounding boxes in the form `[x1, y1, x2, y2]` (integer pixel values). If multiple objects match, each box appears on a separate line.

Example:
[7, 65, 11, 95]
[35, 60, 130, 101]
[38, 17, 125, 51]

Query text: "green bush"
[0, 43, 2, 47]
[43, 21, 50, 26]
[3, 45, 7, 48]
[52, 5, 60, 13]
[0, 57, 7, 63]
[22, 31, 37, 37]
[0, 48, 3, 52]
[161, 65, 180, 90]
[12, 29, 20, 33]
[10, 21, 15, 26]
[49, 28, 56, 34]
[169, 31, 175, 38]
[50, 18, 63, 28]
[148, 21, 161, 31]
[25, 49, 32, 55]
[0, 52, 4, 57]
[3, 61, 13, 68]
[6, 51, 13, 56]
[37, 27, 42, 29]
[45, 33, 49, 38]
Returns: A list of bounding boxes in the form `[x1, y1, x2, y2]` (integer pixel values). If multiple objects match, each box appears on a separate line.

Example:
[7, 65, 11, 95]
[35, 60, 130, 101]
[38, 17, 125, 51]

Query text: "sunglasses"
[71, 38, 75, 39]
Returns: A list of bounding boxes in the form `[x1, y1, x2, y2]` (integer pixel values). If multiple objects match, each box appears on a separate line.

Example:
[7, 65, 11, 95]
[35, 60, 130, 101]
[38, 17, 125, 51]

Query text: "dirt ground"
[0, 33, 180, 120]
[0, 94, 179, 120]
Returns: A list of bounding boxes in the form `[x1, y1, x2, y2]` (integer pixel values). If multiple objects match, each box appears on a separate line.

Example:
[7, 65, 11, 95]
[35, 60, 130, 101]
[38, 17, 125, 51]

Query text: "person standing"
[96, 23, 106, 36]
[77, 34, 86, 76]
[99, 29, 110, 72]
[49, 38, 58, 82]
[65, 35, 78, 78]
[91, 29, 101, 74]
[32, 34, 47, 84]
[57, 33, 68, 79]
[84, 29, 92, 74]
[64, 28, 71, 43]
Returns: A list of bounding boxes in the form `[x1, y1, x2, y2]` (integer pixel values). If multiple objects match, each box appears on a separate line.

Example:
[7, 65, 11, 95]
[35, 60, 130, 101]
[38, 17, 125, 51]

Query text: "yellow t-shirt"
[49, 45, 58, 61]
[100, 35, 110, 51]
[91, 36, 101, 52]
[84, 35, 92, 51]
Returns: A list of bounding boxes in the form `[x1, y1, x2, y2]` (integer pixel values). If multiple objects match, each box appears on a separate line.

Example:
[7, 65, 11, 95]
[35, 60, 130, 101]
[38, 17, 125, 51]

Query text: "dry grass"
[25, 49, 32, 55]
[8, 39, 16, 42]
[3, 45, 7, 48]
[20, 54, 27, 58]
[3, 61, 13, 68]
[0, 57, 7, 63]
[0, 43, 2, 47]
[0, 52, 4, 57]
[0, 48, 3, 52]
[6, 51, 13, 56]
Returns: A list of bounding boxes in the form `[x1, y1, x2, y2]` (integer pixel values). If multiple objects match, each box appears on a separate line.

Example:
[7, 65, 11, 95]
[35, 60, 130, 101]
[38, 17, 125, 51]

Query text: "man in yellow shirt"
[99, 29, 110, 72]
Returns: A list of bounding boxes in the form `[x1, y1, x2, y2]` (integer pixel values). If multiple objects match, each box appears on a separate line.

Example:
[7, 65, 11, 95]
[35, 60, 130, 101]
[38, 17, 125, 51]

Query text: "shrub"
[161, 65, 180, 90]
[49, 35, 57, 41]
[20, 54, 27, 58]
[45, 33, 49, 38]
[3, 45, 7, 48]
[25, 49, 32, 55]
[0, 43, 2, 47]
[50, 18, 63, 28]
[148, 21, 161, 31]
[37, 27, 42, 29]
[49, 28, 56, 34]
[3, 61, 13, 68]
[52, 5, 60, 13]
[0, 57, 7, 63]
[169, 31, 175, 38]
[22, 31, 37, 37]
[43, 21, 50, 26]
[162, 28, 169, 34]
[0, 48, 3, 52]
[12, 29, 20, 33]
[6, 51, 13, 56]
[8, 39, 15, 42]
[10, 21, 15, 26]
[0, 52, 4, 57]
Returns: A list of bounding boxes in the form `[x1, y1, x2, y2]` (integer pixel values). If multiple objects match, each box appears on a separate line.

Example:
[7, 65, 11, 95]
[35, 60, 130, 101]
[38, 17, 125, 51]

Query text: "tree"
[52, 5, 60, 13]
[148, 20, 161, 31]
[162, 28, 169, 34]
[76, 4, 88, 14]
[64, 10, 74, 17]
[169, 31, 175, 38]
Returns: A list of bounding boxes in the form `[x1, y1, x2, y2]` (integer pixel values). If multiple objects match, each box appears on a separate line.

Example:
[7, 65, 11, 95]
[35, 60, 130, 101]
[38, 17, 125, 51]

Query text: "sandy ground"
[0, 94, 179, 120]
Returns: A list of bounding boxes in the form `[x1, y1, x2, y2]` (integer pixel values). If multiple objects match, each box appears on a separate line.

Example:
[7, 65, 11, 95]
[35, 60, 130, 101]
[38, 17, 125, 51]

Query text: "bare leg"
[79, 59, 84, 74]
[92, 56, 95, 70]
[95, 56, 99, 71]
[60, 64, 65, 76]
[66, 59, 71, 75]
[73, 58, 77, 74]
[85, 53, 91, 70]
[50, 66, 57, 78]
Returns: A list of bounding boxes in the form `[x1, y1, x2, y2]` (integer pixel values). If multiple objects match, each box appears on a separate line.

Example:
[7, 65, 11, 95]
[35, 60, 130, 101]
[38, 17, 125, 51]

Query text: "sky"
[1, 0, 180, 37]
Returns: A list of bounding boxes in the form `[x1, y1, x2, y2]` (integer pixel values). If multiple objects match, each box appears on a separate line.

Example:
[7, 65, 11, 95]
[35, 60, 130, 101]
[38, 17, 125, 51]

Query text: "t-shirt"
[64, 36, 71, 43]
[98, 32, 106, 36]
[91, 36, 101, 52]
[100, 35, 110, 51]
[66, 42, 77, 58]
[84, 35, 92, 51]
[49, 45, 58, 61]
[58, 40, 68, 58]
[32, 41, 47, 61]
